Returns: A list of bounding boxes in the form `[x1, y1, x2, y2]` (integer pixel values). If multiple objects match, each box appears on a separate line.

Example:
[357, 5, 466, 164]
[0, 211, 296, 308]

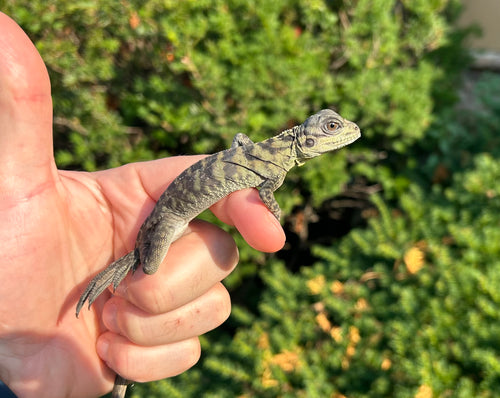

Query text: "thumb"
[0, 12, 55, 198]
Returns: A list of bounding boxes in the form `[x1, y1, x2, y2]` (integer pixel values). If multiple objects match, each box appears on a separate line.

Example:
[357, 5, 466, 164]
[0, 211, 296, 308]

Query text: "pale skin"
[0, 13, 285, 398]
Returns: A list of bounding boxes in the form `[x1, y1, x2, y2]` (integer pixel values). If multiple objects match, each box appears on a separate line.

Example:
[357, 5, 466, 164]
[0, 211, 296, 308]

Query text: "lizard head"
[293, 109, 361, 165]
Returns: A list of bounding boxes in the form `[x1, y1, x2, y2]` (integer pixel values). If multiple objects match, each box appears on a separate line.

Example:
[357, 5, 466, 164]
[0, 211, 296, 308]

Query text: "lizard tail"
[76, 250, 138, 317]
[111, 375, 130, 398]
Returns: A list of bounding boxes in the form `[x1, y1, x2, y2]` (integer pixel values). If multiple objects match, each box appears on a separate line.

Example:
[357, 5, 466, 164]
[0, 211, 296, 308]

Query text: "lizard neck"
[269, 125, 305, 168]
[255, 127, 301, 171]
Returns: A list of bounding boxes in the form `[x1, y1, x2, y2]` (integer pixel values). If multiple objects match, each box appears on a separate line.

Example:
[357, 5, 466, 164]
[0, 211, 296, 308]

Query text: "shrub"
[1, 1, 481, 397]
[3, 0, 468, 284]
[4, 0, 463, 179]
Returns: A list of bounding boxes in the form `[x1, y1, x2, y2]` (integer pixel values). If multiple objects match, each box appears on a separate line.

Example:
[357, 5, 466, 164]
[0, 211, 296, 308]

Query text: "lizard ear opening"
[305, 138, 315, 147]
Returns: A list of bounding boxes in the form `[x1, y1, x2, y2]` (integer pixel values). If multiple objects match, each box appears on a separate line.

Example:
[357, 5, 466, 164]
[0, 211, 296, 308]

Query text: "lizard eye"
[325, 121, 341, 132]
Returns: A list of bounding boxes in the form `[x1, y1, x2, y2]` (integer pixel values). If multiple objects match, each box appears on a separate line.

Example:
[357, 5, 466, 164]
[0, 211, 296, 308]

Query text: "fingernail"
[97, 336, 110, 360]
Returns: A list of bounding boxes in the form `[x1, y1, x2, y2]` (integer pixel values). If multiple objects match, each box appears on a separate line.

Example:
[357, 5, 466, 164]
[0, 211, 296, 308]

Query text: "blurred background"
[2, 1, 500, 397]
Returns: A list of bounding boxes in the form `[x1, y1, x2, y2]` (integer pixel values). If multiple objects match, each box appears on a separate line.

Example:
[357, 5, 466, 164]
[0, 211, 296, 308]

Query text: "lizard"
[75, 108, 361, 398]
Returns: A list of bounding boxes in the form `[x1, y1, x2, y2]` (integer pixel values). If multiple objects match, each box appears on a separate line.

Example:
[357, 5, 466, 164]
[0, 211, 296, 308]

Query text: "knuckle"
[140, 283, 175, 315]
[120, 313, 148, 345]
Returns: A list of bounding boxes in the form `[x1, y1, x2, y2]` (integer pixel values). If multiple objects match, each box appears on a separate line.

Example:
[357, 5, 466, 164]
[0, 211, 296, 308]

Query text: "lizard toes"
[75, 251, 138, 317]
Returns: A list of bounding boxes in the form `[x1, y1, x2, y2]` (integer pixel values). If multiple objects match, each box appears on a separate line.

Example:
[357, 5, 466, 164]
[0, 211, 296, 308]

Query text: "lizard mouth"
[335, 125, 361, 149]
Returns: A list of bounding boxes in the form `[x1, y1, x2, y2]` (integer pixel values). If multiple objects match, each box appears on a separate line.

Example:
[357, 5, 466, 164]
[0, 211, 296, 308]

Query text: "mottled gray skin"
[75, 109, 361, 397]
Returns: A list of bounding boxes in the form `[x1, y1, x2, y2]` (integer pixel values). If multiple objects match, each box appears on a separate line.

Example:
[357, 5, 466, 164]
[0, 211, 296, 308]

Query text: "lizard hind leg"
[76, 250, 139, 317]
[138, 219, 187, 275]
[140, 237, 172, 275]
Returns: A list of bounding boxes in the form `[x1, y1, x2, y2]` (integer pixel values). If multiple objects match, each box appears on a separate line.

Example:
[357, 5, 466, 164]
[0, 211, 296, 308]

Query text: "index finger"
[210, 188, 286, 253]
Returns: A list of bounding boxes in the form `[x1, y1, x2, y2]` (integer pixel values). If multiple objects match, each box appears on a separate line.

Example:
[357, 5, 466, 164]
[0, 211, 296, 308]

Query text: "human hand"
[0, 12, 285, 398]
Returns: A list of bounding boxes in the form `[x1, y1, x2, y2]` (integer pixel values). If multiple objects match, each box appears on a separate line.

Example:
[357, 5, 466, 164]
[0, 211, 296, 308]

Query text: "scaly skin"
[76, 109, 361, 397]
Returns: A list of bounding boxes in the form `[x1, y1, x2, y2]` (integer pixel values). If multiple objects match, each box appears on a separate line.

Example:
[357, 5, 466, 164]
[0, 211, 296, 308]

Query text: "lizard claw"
[76, 250, 138, 317]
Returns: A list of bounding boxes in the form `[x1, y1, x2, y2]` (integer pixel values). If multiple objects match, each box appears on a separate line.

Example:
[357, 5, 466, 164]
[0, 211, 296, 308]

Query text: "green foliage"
[4, 0, 461, 169]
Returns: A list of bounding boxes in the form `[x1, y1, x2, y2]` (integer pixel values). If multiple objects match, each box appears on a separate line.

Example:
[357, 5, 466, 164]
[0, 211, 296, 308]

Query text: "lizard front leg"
[258, 175, 286, 220]
[231, 133, 254, 147]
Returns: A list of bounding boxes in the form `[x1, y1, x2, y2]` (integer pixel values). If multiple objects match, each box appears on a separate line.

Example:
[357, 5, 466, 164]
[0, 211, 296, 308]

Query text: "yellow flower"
[381, 358, 392, 370]
[404, 247, 425, 274]
[330, 327, 343, 343]
[270, 350, 301, 372]
[349, 326, 360, 344]
[355, 298, 368, 311]
[415, 384, 433, 398]
[316, 313, 332, 332]
[307, 274, 326, 294]
[258, 332, 270, 350]
[330, 280, 344, 295]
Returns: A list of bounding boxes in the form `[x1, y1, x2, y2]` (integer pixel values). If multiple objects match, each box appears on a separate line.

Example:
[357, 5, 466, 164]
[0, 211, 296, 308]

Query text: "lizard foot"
[76, 250, 138, 317]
